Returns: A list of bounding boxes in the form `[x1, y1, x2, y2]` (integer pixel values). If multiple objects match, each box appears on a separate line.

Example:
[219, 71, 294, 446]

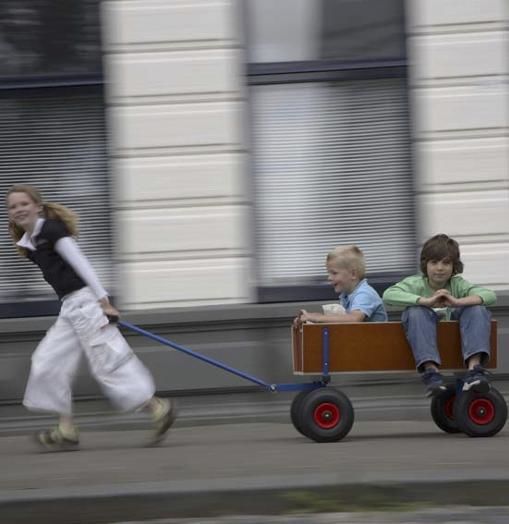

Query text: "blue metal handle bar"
[120, 320, 276, 390]
[272, 382, 324, 392]
[119, 320, 326, 393]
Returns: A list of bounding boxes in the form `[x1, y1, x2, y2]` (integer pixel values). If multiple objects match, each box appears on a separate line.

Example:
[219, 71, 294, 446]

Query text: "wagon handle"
[119, 320, 273, 389]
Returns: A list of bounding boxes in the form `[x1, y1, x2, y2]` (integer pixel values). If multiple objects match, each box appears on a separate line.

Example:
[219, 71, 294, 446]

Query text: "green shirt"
[383, 274, 496, 313]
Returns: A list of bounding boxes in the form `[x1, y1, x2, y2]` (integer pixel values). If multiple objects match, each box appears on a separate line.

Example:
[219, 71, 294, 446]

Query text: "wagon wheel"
[297, 388, 354, 443]
[430, 383, 461, 434]
[454, 387, 508, 437]
[290, 390, 313, 436]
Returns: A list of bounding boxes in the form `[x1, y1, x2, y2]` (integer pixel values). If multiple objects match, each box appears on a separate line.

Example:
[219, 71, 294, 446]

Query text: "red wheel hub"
[313, 402, 340, 429]
[468, 398, 495, 425]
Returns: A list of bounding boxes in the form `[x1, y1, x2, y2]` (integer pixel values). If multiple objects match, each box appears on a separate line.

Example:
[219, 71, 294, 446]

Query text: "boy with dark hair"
[383, 234, 496, 397]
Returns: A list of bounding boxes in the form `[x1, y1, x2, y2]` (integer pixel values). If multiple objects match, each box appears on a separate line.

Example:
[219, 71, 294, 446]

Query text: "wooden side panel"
[291, 326, 303, 372]
[292, 320, 497, 374]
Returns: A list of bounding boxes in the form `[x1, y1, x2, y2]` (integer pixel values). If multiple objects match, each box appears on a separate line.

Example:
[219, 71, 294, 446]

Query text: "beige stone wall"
[407, 0, 509, 289]
[101, 0, 251, 309]
[101, 0, 509, 311]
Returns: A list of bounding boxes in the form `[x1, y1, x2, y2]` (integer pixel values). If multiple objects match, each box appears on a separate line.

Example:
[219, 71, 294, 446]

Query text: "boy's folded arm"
[454, 276, 496, 306]
[382, 283, 421, 306]
[344, 310, 366, 322]
[348, 294, 381, 321]
[317, 311, 365, 323]
[466, 287, 496, 306]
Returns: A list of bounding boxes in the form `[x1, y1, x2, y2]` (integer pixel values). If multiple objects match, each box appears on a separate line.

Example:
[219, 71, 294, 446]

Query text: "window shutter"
[0, 87, 113, 302]
[252, 78, 415, 286]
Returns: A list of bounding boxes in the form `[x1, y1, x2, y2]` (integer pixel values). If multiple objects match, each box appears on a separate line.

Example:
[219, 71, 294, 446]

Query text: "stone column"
[407, 0, 509, 289]
[101, 0, 251, 309]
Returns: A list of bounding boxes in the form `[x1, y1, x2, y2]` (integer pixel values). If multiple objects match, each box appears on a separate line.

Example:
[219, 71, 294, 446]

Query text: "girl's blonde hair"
[7, 185, 78, 257]
[326, 245, 366, 279]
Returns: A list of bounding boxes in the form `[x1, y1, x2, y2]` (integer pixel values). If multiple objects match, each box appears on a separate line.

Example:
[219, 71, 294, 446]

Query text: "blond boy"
[294, 246, 387, 326]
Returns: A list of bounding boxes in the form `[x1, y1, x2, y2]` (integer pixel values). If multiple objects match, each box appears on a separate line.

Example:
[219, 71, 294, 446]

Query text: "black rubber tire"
[430, 384, 461, 434]
[290, 390, 312, 437]
[297, 388, 354, 443]
[454, 386, 508, 437]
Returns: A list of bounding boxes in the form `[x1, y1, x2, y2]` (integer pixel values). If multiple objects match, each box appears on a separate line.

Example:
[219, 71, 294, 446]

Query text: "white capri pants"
[23, 287, 155, 416]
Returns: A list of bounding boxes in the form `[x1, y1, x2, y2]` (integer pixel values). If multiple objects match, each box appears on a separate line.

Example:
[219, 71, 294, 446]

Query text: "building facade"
[101, 0, 509, 312]
[0, 1, 508, 401]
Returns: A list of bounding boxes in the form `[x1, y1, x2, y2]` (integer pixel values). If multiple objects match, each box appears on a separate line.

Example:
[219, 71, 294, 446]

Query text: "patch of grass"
[281, 489, 433, 514]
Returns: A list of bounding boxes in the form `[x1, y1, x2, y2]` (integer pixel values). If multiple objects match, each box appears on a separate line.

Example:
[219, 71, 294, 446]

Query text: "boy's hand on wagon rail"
[293, 309, 315, 327]
[293, 310, 305, 327]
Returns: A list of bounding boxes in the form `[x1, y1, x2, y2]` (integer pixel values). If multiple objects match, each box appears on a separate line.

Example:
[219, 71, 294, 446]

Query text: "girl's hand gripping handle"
[99, 296, 120, 323]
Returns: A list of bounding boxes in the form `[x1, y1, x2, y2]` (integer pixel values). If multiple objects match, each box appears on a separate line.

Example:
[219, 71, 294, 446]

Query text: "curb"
[3, 477, 509, 524]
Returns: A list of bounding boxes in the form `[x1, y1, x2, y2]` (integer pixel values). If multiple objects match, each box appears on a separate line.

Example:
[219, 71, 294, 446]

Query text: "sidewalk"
[1, 386, 509, 523]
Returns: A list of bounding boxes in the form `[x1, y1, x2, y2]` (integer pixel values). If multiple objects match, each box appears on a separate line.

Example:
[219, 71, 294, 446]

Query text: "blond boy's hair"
[326, 245, 366, 279]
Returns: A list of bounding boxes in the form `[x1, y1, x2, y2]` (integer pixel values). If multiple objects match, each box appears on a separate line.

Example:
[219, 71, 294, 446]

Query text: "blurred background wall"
[407, 0, 509, 289]
[1, 0, 507, 314]
[101, 0, 416, 310]
[0, 0, 508, 399]
[102, 1, 252, 310]
[101, 0, 509, 310]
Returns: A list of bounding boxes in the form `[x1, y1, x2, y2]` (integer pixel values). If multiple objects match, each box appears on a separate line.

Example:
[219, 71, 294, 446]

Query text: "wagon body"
[292, 320, 498, 374]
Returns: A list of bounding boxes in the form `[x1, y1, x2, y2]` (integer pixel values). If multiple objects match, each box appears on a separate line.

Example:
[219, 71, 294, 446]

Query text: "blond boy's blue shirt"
[339, 279, 388, 322]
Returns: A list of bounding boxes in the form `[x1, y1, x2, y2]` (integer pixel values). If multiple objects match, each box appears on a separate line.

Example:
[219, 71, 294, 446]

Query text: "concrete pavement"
[1, 384, 509, 523]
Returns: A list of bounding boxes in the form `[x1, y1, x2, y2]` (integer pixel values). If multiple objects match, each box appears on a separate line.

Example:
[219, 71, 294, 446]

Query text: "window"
[246, 0, 415, 301]
[0, 0, 102, 84]
[0, 1, 111, 317]
[247, 0, 406, 64]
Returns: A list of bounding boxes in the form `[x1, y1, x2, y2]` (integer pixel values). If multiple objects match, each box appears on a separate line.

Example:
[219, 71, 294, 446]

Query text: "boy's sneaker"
[151, 397, 177, 445]
[422, 369, 447, 398]
[35, 426, 79, 452]
[462, 365, 491, 394]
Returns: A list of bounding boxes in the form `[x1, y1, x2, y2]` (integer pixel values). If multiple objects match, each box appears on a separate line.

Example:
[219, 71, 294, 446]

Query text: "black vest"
[26, 219, 86, 299]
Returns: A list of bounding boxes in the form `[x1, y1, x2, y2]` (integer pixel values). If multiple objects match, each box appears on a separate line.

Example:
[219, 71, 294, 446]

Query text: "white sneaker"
[35, 426, 80, 452]
[151, 397, 177, 445]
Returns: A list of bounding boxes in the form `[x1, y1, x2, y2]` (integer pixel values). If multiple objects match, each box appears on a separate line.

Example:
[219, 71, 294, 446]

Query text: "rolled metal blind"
[0, 87, 113, 302]
[252, 78, 415, 285]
